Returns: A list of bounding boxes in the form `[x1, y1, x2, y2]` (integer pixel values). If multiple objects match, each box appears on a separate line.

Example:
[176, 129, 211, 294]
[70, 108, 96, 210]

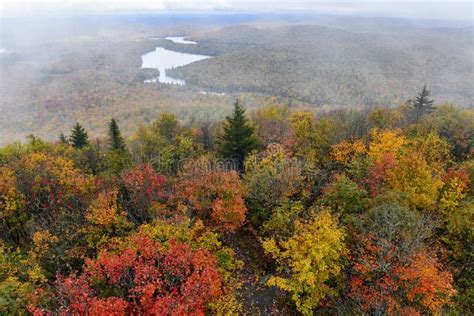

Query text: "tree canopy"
[0, 101, 472, 315]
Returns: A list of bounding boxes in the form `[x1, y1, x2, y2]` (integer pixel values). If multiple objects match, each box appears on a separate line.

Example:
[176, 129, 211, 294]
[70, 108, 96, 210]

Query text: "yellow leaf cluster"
[0, 167, 24, 218]
[439, 175, 468, 219]
[331, 139, 366, 165]
[86, 189, 122, 227]
[413, 132, 452, 173]
[262, 210, 346, 315]
[28, 230, 60, 264]
[368, 128, 406, 163]
[386, 151, 443, 211]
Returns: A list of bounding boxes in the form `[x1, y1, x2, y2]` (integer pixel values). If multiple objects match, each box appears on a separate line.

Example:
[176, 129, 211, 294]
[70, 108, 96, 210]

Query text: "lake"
[142, 37, 210, 85]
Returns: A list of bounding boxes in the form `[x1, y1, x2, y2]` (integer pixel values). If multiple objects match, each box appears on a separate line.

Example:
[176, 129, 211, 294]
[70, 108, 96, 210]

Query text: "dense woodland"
[1, 85, 473, 314]
[169, 24, 473, 106]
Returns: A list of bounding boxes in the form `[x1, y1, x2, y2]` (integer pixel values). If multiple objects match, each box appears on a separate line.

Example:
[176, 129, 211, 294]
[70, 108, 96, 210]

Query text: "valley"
[0, 14, 472, 145]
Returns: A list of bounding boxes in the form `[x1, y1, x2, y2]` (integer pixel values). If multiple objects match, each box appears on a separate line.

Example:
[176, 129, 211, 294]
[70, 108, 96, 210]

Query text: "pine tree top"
[412, 85, 434, 110]
[70, 122, 89, 149]
[59, 133, 68, 145]
[218, 100, 258, 170]
[108, 118, 126, 151]
[408, 84, 436, 123]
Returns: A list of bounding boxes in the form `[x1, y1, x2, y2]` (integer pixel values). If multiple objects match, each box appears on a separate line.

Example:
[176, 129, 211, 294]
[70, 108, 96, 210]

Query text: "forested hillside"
[172, 24, 473, 106]
[1, 92, 473, 314]
[1, 16, 472, 145]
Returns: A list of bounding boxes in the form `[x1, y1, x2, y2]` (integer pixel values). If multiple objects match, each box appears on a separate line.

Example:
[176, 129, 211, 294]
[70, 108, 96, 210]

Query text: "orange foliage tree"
[350, 245, 455, 315]
[177, 158, 248, 232]
[363, 152, 397, 196]
[348, 204, 455, 314]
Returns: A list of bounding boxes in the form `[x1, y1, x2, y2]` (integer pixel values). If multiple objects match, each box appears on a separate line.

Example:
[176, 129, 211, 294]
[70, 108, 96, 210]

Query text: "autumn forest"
[1, 85, 473, 314]
[1, 4, 474, 315]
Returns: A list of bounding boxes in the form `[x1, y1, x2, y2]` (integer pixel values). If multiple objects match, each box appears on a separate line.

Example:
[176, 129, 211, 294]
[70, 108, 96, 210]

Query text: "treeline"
[0, 89, 473, 314]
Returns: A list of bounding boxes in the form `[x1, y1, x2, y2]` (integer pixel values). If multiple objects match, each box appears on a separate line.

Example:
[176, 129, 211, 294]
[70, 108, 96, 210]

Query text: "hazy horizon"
[1, 1, 473, 22]
[1, 0, 472, 144]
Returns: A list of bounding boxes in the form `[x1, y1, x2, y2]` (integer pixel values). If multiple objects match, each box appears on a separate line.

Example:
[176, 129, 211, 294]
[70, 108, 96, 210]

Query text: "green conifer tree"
[200, 121, 213, 151]
[408, 85, 435, 123]
[218, 100, 258, 170]
[108, 118, 126, 151]
[69, 122, 89, 149]
[59, 133, 69, 145]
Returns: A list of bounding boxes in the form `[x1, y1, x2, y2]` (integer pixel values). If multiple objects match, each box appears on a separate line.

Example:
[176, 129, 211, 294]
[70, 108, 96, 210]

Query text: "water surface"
[141, 46, 210, 85]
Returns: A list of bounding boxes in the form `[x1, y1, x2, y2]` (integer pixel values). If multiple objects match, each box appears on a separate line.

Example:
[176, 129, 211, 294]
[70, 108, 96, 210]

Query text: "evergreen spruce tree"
[108, 118, 126, 151]
[69, 122, 89, 149]
[59, 133, 69, 145]
[218, 100, 258, 171]
[408, 85, 435, 123]
[199, 120, 213, 151]
[107, 118, 130, 174]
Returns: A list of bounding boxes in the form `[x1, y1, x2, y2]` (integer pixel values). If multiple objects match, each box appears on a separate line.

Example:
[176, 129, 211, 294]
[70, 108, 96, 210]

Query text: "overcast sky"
[1, 1, 473, 21]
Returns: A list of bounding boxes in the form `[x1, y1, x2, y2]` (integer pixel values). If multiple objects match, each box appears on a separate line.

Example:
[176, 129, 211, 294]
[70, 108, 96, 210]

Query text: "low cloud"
[0, 0, 472, 21]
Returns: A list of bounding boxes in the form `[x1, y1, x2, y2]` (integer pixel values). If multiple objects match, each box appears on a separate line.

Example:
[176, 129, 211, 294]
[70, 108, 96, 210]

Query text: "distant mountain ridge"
[169, 24, 473, 107]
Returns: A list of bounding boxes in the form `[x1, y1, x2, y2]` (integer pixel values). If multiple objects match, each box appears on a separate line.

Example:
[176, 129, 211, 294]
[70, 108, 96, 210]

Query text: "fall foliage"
[177, 158, 248, 231]
[262, 210, 346, 315]
[0, 102, 472, 314]
[30, 237, 224, 315]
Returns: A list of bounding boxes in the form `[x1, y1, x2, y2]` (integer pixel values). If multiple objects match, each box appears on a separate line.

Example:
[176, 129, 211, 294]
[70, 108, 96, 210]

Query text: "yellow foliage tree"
[288, 112, 336, 167]
[386, 150, 443, 211]
[244, 144, 305, 226]
[368, 108, 402, 130]
[86, 189, 124, 226]
[414, 132, 452, 172]
[439, 168, 470, 219]
[83, 189, 131, 249]
[262, 210, 346, 315]
[0, 167, 24, 220]
[368, 128, 406, 163]
[0, 241, 46, 315]
[252, 103, 290, 147]
[331, 139, 366, 166]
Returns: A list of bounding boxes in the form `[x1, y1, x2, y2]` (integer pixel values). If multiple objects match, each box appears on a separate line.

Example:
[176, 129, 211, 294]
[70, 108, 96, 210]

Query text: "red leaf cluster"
[30, 235, 223, 315]
[363, 152, 396, 196]
[121, 164, 167, 221]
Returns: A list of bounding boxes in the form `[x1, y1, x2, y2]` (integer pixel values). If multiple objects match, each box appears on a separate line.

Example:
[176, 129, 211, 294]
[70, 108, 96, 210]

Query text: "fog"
[0, 5, 472, 144]
[1, 1, 473, 21]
